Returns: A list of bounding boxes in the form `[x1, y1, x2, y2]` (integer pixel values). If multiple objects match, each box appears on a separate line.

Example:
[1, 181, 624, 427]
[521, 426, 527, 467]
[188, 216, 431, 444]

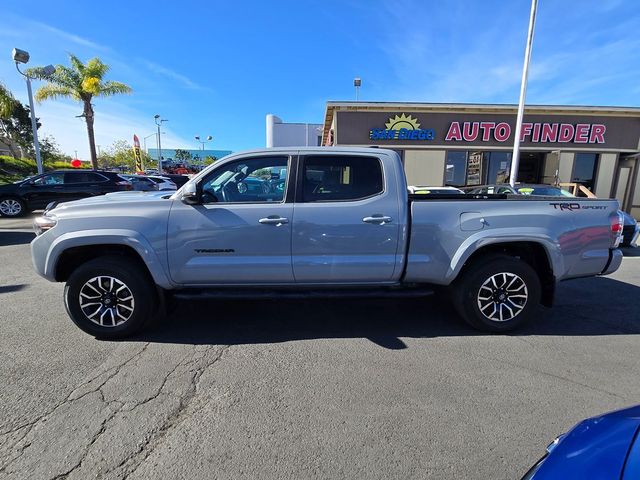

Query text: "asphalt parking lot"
[1, 216, 639, 480]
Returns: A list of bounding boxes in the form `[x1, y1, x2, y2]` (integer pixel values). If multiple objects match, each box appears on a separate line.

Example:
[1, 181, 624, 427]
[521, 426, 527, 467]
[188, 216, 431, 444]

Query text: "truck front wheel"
[64, 256, 155, 339]
[452, 254, 541, 332]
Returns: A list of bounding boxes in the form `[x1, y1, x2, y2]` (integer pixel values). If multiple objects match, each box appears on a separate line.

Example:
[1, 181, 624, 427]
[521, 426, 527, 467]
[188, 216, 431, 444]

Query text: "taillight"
[116, 180, 133, 190]
[611, 211, 624, 248]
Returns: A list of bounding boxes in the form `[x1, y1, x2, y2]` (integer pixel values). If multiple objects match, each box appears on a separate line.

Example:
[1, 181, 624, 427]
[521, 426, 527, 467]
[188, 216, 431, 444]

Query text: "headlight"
[33, 215, 57, 236]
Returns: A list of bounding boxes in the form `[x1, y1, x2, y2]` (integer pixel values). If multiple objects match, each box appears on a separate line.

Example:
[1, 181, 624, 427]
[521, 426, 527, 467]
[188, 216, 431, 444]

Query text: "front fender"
[34, 229, 173, 289]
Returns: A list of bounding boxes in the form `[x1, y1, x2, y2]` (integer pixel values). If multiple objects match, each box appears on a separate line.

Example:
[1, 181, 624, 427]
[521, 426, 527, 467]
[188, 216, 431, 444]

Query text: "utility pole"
[510, 0, 538, 188]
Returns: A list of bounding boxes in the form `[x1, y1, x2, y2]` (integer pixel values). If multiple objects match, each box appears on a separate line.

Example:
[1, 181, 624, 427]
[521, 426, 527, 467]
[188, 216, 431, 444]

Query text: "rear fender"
[447, 231, 562, 284]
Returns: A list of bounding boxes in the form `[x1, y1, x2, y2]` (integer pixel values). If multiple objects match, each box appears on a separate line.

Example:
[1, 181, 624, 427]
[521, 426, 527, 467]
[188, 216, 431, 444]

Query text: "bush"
[0, 155, 75, 184]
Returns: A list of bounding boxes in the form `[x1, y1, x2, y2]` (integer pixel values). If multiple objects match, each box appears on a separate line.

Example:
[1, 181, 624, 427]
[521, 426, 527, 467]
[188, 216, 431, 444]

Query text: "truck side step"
[171, 286, 434, 301]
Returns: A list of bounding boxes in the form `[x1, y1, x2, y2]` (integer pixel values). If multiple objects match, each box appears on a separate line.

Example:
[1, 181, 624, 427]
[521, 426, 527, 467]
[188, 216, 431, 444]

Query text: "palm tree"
[27, 54, 131, 170]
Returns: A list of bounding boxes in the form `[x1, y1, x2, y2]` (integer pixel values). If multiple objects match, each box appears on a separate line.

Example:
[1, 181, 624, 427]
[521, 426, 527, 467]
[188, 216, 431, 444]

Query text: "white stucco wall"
[266, 114, 322, 148]
[404, 150, 446, 186]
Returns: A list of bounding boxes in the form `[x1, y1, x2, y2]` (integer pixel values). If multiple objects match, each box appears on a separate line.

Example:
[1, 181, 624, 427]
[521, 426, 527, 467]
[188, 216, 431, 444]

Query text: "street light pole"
[143, 133, 156, 155]
[154, 115, 168, 174]
[194, 135, 212, 170]
[510, 0, 538, 188]
[24, 77, 43, 174]
[12, 48, 55, 176]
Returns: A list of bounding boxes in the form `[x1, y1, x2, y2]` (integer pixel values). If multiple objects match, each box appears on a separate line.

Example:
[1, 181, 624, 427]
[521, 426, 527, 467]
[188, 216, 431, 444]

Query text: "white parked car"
[147, 175, 177, 191]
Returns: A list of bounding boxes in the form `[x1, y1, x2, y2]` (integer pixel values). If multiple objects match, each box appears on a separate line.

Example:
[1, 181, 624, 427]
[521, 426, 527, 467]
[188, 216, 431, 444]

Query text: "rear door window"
[301, 155, 383, 202]
[64, 172, 107, 183]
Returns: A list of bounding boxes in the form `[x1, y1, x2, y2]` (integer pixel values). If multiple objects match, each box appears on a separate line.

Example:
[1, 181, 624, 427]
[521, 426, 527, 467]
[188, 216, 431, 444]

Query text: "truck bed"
[403, 196, 620, 285]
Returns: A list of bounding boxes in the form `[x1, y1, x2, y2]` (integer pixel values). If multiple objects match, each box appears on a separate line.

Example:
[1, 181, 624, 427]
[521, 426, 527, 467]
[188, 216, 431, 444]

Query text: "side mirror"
[180, 183, 201, 205]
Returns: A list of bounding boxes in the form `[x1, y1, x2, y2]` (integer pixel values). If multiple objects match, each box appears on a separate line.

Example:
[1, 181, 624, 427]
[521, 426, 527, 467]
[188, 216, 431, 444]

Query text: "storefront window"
[485, 152, 512, 184]
[466, 152, 483, 185]
[445, 151, 466, 186]
[572, 153, 599, 191]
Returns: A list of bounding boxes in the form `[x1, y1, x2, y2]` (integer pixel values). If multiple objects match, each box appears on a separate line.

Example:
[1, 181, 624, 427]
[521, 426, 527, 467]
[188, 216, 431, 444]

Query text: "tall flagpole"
[510, 0, 538, 188]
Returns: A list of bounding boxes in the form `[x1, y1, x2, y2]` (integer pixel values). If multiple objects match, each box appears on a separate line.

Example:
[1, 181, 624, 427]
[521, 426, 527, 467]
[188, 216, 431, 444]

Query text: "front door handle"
[363, 215, 393, 225]
[259, 216, 289, 226]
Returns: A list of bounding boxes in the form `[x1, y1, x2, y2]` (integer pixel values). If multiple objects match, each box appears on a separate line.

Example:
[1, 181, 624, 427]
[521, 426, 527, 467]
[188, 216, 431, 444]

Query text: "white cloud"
[35, 100, 193, 159]
[31, 21, 109, 51]
[141, 60, 206, 91]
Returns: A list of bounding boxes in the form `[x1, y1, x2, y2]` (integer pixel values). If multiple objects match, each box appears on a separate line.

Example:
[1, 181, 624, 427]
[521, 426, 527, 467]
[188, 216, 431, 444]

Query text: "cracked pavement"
[1, 220, 640, 479]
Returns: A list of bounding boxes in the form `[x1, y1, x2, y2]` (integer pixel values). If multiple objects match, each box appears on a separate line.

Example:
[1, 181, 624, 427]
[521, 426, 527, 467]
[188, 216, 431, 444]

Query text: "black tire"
[64, 256, 156, 339]
[451, 254, 541, 332]
[0, 197, 27, 217]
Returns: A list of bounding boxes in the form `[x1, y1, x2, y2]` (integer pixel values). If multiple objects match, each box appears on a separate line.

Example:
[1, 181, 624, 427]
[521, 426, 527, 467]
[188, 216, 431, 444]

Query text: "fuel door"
[460, 211, 486, 231]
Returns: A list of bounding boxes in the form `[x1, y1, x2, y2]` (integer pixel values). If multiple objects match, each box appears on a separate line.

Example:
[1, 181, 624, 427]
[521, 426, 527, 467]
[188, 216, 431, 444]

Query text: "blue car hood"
[534, 405, 640, 479]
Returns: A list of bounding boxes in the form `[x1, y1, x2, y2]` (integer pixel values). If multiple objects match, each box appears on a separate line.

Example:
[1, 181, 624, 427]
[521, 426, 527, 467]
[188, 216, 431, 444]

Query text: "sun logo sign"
[370, 113, 435, 141]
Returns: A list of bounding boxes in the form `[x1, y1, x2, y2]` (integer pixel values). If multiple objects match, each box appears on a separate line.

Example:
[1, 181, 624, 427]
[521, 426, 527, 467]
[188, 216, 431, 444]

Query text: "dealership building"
[321, 102, 640, 216]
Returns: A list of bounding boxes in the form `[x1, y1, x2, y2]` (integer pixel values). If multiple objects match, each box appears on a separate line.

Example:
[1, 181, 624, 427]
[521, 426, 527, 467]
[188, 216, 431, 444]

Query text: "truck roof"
[225, 146, 399, 157]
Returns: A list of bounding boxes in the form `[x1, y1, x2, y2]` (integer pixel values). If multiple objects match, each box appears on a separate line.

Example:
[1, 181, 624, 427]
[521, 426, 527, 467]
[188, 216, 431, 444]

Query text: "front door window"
[201, 156, 288, 204]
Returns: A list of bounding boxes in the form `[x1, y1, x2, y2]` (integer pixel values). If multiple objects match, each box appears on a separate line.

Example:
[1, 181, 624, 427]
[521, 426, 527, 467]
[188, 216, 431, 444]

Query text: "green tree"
[26, 54, 132, 170]
[0, 83, 13, 118]
[109, 140, 135, 170]
[174, 149, 192, 161]
[203, 155, 217, 166]
[96, 139, 152, 172]
[40, 136, 72, 165]
[0, 83, 37, 159]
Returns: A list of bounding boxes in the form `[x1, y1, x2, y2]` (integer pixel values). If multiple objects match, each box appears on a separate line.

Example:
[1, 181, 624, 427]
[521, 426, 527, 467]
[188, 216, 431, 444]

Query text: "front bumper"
[30, 228, 56, 281]
[601, 249, 623, 276]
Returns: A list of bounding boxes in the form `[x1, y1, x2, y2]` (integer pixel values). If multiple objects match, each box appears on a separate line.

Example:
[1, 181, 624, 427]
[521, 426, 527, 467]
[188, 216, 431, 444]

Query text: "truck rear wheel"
[452, 254, 541, 332]
[64, 256, 155, 339]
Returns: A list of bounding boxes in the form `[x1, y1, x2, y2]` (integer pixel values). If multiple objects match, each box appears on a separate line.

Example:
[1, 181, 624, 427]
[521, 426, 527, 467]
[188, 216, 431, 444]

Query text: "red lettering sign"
[462, 122, 478, 141]
[445, 122, 462, 141]
[558, 124, 575, 142]
[443, 121, 606, 144]
[519, 123, 533, 142]
[574, 124, 589, 143]
[541, 123, 558, 142]
[479, 122, 495, 141]
[532, 123, 541, 142]
[495, 123, 510, 142]
[589, 124, 606, 143]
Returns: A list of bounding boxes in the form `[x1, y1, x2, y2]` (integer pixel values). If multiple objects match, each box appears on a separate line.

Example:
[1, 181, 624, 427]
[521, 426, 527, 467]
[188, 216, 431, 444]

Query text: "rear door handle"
[259, 216, 289, 226]
[363, 215, 393, 225]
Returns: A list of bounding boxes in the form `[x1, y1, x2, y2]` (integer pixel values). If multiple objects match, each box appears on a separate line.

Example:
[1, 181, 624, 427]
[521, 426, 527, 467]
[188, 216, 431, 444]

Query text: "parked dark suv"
[0, 170, 133, 217]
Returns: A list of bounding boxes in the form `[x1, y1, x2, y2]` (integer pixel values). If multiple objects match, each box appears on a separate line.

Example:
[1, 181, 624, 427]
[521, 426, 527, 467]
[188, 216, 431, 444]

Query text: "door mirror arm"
[180, 182, 201, 205]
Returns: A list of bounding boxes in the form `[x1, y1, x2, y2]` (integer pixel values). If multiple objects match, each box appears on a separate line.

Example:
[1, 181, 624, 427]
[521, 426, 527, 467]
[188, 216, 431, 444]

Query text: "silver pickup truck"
[31, 147, 624, 339]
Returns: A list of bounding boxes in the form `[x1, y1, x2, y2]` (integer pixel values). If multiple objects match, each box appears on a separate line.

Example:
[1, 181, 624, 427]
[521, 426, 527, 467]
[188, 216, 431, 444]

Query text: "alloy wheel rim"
[79, 276, 135, 327]
[0, 199, 22, 216]
[476, 272, 528, 322]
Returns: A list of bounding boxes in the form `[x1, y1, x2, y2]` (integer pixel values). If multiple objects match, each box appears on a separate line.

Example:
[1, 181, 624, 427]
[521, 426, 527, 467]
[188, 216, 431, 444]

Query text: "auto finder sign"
[335, 110, 640, 149]
[444, 121, 606, 144]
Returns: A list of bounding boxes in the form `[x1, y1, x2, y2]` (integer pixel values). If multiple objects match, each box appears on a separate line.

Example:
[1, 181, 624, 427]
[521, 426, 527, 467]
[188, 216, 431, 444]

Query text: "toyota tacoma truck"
[30, 147, 624, 339]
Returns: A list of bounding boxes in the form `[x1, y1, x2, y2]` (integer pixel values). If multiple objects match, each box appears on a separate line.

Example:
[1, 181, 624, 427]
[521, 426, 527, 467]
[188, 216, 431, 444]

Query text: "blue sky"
[0, 0, 638, 158]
